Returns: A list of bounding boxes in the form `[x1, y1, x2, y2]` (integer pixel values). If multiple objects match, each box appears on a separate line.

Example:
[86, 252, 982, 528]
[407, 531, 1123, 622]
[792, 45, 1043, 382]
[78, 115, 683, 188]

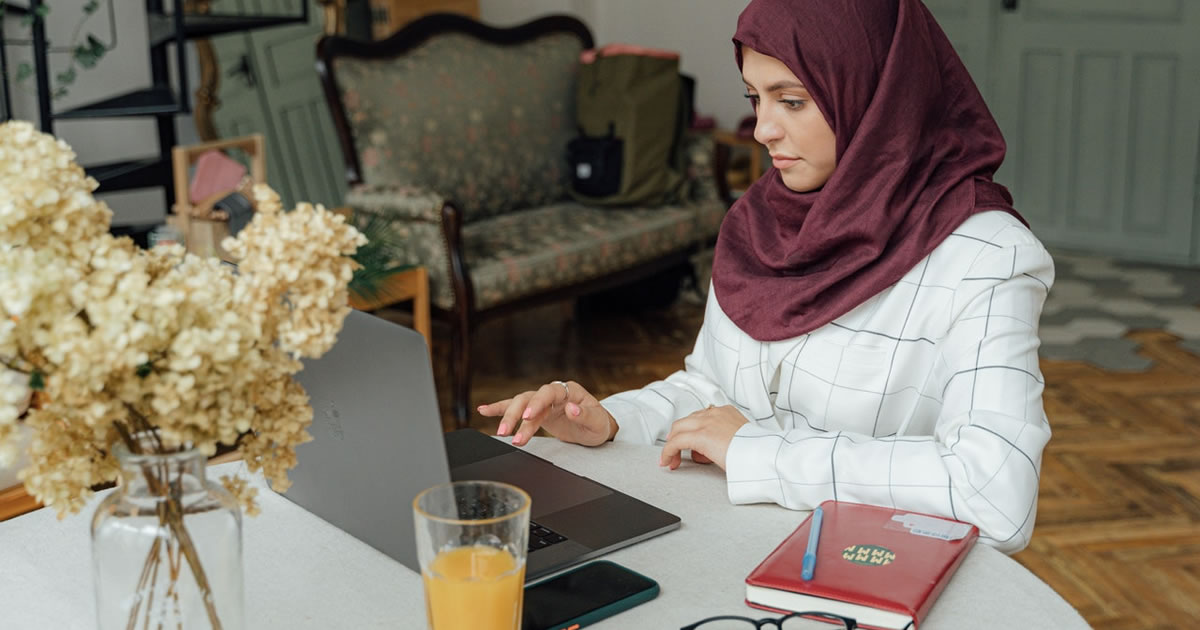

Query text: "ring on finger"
[551, 380, 570, 399]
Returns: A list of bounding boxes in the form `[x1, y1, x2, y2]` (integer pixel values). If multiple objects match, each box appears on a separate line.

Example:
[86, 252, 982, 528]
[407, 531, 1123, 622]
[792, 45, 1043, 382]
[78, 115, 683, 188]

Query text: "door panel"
[990, 0, 1200, 263]
[210, 0, 346, 209]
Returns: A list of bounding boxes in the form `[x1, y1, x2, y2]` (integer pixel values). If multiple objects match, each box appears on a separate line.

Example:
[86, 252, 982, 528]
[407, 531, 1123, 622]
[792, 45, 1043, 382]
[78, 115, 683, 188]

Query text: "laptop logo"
[321, 401, 344, 440]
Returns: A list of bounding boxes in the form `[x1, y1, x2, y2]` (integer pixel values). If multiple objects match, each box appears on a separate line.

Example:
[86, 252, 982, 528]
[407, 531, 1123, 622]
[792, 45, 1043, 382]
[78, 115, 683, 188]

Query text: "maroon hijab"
[712, 0, 1025, 341]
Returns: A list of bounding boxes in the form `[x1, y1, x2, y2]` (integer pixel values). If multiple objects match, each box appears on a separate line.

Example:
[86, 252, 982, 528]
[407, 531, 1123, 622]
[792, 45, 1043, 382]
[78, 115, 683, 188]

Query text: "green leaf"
[34, 4, 49, 17]
[56, 67, 76, 85]
[83, 0, 100, 14]
[136, 363, 152, 379]
[52, 86, 68, 99]
[347, 211, 417, 302]
[74, 35, 107, 69]
[29, 370, 44, 392]
[15, 62, 32, 83]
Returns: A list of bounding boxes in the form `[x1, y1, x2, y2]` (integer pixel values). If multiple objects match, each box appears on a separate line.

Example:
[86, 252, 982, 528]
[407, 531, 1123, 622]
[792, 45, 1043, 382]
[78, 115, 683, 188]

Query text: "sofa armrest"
[345, 186, 458, 309]
[680, 132, 722, 204]
[345, 185, 446, 223]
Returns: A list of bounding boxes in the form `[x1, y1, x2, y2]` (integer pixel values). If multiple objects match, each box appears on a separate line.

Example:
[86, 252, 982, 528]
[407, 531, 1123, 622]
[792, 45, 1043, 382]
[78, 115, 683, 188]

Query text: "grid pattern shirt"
[601, 211, 1054, 554]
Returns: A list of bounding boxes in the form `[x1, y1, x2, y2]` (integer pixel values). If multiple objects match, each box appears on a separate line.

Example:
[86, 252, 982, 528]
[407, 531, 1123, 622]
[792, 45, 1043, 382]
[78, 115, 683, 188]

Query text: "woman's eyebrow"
[741, 78, 807, 92]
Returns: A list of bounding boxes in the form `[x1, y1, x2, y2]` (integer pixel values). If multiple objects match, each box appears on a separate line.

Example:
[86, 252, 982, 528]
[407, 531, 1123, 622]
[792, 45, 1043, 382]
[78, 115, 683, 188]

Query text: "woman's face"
[741, 47, 837, 192]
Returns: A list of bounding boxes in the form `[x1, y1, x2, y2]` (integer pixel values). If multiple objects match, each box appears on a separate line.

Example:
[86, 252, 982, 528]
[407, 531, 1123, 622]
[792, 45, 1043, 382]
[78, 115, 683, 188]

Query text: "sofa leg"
[451, 314, 472, 430]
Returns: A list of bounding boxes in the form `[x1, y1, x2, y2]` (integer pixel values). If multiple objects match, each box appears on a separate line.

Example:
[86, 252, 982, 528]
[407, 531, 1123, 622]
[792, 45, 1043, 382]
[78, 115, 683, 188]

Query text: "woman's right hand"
[478, 380, 618, 448]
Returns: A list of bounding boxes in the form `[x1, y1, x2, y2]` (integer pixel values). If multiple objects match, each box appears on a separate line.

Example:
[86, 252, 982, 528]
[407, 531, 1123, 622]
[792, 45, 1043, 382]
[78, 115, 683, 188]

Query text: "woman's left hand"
[660, 405, 749, 471]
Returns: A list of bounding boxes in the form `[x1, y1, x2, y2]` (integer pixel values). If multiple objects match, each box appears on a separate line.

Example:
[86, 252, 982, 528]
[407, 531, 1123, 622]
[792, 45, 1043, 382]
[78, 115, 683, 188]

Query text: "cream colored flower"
[0, 121, 365, 516]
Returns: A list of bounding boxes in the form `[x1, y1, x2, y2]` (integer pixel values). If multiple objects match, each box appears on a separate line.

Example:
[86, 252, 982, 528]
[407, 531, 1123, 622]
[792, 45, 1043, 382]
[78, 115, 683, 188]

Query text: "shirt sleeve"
[600, 290, 731, 445]
[724, 242, 1055, 554]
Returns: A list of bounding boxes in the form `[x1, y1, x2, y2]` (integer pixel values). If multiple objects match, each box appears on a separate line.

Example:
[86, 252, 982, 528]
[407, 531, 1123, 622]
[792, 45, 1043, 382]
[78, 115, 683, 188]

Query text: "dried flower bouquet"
[0, 121, 366, 628]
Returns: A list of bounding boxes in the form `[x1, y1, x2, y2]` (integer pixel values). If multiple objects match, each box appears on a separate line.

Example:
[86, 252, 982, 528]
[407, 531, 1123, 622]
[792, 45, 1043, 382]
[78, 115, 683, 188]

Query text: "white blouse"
[601, 211, 1054, 554]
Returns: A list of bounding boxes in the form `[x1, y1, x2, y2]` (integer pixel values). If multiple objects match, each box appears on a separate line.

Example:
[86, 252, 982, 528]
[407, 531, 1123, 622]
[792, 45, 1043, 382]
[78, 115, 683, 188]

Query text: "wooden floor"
[393, 287, 1200, 630]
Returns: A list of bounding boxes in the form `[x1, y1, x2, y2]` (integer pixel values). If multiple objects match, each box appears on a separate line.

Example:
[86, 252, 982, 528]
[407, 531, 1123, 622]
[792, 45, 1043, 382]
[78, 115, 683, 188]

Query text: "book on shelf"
[745, 500, 979, 630]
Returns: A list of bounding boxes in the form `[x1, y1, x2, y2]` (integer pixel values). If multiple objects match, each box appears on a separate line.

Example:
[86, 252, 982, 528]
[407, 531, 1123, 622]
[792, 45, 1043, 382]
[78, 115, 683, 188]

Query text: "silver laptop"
[283, 309, 680, 582]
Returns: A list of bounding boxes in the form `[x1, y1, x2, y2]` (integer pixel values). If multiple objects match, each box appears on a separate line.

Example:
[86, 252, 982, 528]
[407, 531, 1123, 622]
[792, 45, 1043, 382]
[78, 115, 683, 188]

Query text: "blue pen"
[801, 506, 824, 581]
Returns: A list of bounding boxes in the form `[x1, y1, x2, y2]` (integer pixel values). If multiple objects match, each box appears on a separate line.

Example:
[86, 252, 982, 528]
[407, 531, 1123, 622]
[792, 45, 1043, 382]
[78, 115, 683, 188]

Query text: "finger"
[477, 399, 514, 418]
[660, 438, 685, 468]
[515, 384, 564, 445]
[691, 451, 713, 464]
[497, 393, 534, 437]
[522, 382, 568, 423]
[511, 415, 544, 446]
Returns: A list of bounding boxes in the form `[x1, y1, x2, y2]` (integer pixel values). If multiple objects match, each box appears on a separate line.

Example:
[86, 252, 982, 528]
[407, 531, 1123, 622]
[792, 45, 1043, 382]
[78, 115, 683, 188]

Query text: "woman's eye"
[743, 93, 760, 108]
[781, 99, 806, 110]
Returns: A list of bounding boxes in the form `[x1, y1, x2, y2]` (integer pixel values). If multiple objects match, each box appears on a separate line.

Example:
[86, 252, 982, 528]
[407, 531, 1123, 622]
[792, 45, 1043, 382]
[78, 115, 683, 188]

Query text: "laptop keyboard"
[528, 521, 567, 552]
[449, 491, 566, 552]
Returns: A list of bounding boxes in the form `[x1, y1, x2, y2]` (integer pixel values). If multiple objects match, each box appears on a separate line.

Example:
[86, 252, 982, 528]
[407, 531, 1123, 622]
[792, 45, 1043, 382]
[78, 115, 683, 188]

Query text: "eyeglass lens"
[692, 613, 850, 629]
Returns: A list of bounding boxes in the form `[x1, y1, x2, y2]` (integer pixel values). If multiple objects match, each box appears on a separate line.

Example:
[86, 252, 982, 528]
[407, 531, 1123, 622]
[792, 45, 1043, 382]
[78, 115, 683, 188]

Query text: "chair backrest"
[317, 13, 594, 222]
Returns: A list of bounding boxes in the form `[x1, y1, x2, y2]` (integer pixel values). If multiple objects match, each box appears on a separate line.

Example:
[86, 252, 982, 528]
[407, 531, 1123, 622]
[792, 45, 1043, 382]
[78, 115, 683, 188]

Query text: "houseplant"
[0, 120, 366, 628]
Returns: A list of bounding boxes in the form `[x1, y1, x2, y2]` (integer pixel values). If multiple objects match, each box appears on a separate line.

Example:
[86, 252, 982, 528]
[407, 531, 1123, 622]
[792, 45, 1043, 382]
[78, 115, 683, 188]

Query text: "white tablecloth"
[0, 437, 1091, 629]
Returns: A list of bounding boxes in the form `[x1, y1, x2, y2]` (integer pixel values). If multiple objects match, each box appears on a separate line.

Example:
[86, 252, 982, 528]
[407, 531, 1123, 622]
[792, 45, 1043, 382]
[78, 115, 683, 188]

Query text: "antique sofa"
[316, 13, 727, 428]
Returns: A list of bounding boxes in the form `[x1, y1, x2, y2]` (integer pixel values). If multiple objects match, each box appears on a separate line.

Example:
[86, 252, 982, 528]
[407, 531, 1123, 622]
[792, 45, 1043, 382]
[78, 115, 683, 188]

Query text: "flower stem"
[114, 421, 225, 630]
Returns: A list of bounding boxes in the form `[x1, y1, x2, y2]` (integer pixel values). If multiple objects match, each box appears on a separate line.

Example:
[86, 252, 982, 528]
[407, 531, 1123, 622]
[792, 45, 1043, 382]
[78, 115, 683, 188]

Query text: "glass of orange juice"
[413, 480, 531, 630]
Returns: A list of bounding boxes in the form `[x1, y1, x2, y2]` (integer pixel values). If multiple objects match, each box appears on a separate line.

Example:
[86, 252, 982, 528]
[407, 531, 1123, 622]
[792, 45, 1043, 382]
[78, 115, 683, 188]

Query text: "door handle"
[1002, 0, 1018, 10]
[227, 55, 257, 89]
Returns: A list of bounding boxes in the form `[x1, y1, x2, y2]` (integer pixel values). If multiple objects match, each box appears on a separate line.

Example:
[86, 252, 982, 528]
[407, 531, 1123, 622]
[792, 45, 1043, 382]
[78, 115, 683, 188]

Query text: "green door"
[988, 0, 1200, 264]
[210, 0, 347, 210]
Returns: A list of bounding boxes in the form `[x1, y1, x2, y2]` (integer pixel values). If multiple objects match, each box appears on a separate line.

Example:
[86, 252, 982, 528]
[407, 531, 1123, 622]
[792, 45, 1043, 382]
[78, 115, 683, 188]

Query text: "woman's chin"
[780, 174, 825, 193]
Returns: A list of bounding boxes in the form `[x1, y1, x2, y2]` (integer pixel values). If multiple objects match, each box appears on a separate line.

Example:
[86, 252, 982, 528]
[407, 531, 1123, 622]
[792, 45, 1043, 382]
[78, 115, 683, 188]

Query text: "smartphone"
[521, 560, 659, 630]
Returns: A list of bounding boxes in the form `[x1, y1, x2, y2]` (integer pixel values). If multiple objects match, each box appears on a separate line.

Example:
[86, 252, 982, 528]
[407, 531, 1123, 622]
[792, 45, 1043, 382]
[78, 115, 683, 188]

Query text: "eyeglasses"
[681, 611, 858, 630]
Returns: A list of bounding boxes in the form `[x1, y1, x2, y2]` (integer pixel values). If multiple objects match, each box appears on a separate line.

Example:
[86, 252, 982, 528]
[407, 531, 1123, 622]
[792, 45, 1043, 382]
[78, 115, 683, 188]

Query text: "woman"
[480, 0, 1053, 554]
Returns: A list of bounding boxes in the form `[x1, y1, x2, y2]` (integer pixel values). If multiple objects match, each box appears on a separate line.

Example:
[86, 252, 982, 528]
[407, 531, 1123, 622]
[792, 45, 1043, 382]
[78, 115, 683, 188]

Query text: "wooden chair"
[0, 484, 40, 522]
[168, 134, 266, 262]
[348, 265, 433, 356]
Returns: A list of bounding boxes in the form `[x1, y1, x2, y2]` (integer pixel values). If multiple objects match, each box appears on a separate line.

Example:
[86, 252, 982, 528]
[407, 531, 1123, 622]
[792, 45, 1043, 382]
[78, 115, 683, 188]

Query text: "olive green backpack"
[566, 51, 688, 207]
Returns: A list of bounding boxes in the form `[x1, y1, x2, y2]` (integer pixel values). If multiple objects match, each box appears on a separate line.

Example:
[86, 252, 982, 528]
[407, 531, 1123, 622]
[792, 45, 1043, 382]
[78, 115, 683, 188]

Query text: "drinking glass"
[414, 480, 531, 630]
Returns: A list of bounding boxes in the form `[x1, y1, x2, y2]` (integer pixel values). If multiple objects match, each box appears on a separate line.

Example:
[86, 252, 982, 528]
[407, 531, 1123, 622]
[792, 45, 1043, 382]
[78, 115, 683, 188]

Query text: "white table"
[0, 438, 1091, 629]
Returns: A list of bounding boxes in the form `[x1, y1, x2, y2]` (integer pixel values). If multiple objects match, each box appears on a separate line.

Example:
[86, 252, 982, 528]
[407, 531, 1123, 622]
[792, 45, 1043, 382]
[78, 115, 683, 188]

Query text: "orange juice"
[423, 545, 525, 630]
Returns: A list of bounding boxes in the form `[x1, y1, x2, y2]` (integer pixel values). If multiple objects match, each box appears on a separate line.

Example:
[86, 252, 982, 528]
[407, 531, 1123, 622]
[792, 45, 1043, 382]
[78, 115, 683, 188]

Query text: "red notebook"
[745, 500, 978, 630]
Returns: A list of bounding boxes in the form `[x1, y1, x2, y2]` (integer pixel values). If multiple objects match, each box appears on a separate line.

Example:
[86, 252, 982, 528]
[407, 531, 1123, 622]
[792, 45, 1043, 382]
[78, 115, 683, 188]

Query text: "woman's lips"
[771, 155, 800, 169]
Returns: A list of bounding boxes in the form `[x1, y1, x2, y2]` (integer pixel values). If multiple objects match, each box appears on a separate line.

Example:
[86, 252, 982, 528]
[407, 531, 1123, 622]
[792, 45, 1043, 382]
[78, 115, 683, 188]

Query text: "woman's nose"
[754, 114, 782, 146]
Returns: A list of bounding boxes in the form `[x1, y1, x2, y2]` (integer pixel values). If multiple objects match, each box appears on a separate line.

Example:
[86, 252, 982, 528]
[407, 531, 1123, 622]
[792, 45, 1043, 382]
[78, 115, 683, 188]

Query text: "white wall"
[3, 0, 201, 226]
[481, 0, 753, 131]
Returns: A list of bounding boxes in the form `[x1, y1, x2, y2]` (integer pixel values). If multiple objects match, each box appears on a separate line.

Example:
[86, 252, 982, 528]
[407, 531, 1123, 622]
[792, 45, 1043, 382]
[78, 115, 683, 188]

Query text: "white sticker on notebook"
[890, 514, 972, 541]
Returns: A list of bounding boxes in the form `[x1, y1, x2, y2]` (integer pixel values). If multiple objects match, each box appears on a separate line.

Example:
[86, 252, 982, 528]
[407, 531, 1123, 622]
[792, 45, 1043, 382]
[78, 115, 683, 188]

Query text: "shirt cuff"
[725, 423, 785, 506]
[600, 398, 654, 445]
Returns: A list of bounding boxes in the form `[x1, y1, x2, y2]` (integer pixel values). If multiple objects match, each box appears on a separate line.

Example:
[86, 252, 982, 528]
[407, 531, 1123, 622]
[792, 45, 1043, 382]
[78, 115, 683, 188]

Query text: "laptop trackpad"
[452, 453, 611, 517]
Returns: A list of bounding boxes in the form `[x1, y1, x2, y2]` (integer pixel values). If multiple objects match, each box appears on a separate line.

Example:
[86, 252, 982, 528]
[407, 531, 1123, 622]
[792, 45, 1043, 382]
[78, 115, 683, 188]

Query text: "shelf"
[86, 156, 171, 193]
[54, 86, 180, 120]
[109, 222, 160, 249]
[148, 12, 307, 47]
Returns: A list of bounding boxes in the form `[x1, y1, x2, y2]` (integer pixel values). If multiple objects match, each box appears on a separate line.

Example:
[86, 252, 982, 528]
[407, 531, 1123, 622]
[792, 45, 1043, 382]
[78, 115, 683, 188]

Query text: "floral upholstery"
[464, 197, 725, 311]
[349, 131, 725, 312]
[333, 32, 583, 222]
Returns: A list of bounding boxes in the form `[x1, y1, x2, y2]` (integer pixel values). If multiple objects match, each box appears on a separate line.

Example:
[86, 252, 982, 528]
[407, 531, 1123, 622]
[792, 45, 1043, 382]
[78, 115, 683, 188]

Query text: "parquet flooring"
[383, 288, 1200, 630]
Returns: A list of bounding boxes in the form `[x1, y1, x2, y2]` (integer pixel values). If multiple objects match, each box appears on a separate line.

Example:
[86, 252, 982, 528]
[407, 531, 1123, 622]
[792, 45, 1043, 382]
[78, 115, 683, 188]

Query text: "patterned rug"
[1040, 250, 1200, 370]
[689, 247, 1200, 371]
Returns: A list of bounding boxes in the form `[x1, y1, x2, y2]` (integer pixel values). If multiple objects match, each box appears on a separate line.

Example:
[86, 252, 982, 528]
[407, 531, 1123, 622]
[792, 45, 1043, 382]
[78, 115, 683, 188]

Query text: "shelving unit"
[1, 0, 307, 244]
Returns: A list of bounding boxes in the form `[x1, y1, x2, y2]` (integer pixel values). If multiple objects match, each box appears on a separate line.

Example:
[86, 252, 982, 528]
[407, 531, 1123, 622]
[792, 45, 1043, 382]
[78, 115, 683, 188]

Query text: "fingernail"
[567, 403, 580, 416]
[497, 424, 509, 436]
[477, 405, 486, 413]
[522, 408, 532, 419]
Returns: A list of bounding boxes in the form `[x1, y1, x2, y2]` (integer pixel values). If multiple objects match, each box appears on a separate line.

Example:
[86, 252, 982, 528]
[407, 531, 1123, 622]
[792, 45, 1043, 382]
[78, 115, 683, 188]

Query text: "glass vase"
[91, 439, 244, 630]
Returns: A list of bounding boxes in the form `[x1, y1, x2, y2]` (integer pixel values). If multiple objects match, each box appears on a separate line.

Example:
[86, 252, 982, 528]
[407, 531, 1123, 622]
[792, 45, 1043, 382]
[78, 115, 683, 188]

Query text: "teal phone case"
[533, 561, 659, 630]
